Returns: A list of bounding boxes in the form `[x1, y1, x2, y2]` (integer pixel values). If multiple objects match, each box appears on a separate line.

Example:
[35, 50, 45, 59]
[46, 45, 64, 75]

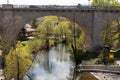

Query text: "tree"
[29, 20, 37, 28]
[0, 35, 2, 49]
[32, 16, 57, 50]
[77, 3, 81, 8]
[103, 17, 120, 49]
[91, 0, 120, 6]
[54, 25, 60, 44]
[17, 28, 26, 41]
[99, 48, 109, 64]
[1, 16, 16, 54]
[57, 21, 72, 43]
[104, 26, 112, 46]
[4, 41, 32, 80]
[1, 16, 24, 54]
[109, 18, 120, 49]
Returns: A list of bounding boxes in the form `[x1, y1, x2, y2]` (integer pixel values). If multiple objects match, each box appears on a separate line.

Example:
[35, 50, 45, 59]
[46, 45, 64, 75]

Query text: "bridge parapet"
[13, 5, 120, 11]
[0, 4, 120, 11]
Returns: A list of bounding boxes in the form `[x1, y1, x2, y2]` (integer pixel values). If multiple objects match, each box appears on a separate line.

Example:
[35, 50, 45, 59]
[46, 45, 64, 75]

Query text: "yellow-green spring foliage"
[4, 41, 32, 80]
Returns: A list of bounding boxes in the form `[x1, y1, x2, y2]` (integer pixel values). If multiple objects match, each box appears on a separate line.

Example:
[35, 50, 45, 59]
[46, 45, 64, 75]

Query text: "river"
[23, 43, 120, 80]
[24, 44, 76, 80]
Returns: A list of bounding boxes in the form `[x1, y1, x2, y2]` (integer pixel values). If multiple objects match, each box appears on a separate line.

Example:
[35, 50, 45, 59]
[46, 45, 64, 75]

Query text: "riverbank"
[80, 72, 98, 80]
[91, 72, 120, 80]
[80, 72, 120, 80]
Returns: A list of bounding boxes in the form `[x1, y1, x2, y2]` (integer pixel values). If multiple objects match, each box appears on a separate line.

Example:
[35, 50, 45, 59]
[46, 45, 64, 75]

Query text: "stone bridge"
[75, 65, 120, 74]
[0, 4, 120, 51]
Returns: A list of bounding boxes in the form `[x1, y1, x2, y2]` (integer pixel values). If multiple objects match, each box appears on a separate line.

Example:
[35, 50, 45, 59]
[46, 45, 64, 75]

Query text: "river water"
[24, 44, 76, 80]
[23, 43, 120, 80]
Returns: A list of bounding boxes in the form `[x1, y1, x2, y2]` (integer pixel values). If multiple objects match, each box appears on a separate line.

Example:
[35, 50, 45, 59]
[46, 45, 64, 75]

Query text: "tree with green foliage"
[110, 19, 120, 48]
[91, 0, 120, 6]
[4, 41, 32, 80]
[76, 26, 86, 50]
[99, 48, 109, 64]
[17, 28, 26, 41]
[54, 25, 60, 44]
[38, 18, 54, 49]
[57, 21, 72, 43]
[115, 18, 120, 48]
[29, 20, 37, 28]
[26, 39, 46, 52]
[115, 50, 120, 58]
[103, 18, 120, 49]
[32, 16, 86, 51]
[33, 16, 57, 39]
[104, 26, 112, 46]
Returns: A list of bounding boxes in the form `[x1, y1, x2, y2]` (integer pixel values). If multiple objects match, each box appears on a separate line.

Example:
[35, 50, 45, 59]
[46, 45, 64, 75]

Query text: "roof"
[25, 28, 37, 32]
[24, 24, 32, 28]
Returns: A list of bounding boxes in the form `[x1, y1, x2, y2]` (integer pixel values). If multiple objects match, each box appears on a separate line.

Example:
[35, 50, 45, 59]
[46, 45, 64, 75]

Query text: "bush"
[115, 50, 120, 58]
[82, 51, 99, 60]
[71, 46, 99, 65]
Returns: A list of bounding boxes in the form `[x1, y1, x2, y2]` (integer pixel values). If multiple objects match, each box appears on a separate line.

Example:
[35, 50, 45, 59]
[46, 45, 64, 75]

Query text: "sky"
[0, 0, 91, 5]
[0, 0, 120, 6]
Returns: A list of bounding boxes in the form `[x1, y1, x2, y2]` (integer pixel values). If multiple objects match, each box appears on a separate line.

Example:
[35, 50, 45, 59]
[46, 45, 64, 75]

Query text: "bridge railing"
[13, 5, 77, 9]
[76, 65, 120, 73]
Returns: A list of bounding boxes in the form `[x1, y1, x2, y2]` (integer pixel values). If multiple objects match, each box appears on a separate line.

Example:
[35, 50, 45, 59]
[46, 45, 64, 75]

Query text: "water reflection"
[25, 44, 75, 80]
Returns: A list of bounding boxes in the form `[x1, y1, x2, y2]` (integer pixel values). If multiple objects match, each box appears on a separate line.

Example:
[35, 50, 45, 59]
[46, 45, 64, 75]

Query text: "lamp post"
[7, 0, 9, 4]
[88, 0, 90, 6]
[73, 11, 76, 50]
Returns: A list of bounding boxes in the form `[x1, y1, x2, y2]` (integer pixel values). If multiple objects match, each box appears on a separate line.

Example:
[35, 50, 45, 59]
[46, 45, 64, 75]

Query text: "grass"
[80, 72, 98, 80]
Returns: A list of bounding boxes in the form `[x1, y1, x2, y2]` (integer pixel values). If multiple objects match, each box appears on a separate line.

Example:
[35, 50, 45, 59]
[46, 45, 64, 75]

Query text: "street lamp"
[7, 0, 9, 4]
[88, 0, 90, 6]
[73, 11, 76, 50]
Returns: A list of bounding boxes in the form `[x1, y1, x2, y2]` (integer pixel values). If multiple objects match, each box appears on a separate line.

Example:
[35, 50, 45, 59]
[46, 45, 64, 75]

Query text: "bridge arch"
[13, 8, 94, 50]
[16, 15, 92, 51]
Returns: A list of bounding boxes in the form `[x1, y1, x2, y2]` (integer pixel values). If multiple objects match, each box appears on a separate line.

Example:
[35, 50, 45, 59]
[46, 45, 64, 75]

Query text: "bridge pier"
[72, 65, 82, 80]
[0, 4, 18, 53]
[72, 71, 82, 80]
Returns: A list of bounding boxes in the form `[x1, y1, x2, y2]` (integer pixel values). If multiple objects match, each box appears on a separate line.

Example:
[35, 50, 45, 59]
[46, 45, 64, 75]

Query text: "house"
[24, 24, 37, 39]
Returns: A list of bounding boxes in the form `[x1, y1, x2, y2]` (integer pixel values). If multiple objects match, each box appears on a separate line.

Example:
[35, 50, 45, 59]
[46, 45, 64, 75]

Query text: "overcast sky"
[0, 0, 91, 5]
[0, 0, 120, 6]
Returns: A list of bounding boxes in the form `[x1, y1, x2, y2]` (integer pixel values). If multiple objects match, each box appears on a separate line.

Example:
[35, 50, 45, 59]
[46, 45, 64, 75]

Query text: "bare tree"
[1, 16, 23, 54]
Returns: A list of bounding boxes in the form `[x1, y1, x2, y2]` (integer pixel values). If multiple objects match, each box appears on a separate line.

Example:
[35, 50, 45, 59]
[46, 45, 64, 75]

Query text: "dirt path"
[80, 72, 98, 80]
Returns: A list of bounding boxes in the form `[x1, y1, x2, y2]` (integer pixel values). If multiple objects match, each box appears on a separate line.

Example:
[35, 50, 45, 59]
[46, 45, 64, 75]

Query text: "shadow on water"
[24, 43, 82, 80]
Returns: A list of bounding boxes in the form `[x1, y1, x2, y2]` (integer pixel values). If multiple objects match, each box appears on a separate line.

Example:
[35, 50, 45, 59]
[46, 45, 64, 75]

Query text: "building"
[24, 24, 37, 39]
